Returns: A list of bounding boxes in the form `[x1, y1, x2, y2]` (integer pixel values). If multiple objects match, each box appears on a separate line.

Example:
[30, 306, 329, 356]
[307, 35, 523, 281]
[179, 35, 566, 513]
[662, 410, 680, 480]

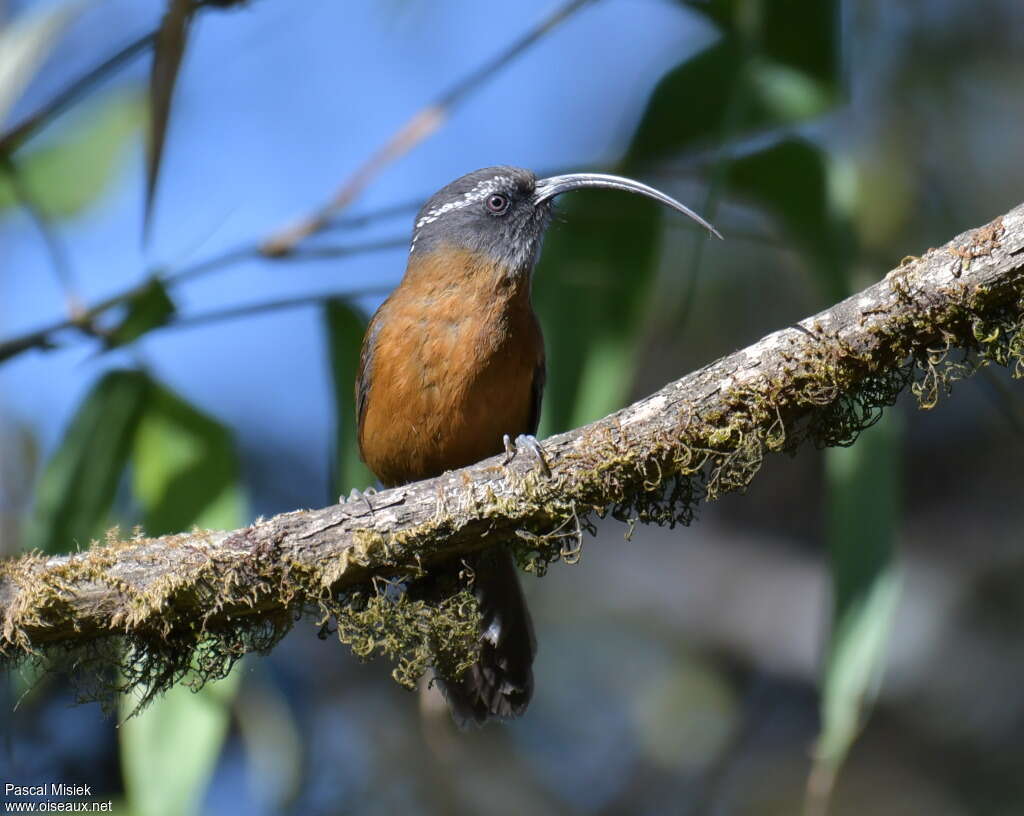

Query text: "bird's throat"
[403, 244, 534, 303]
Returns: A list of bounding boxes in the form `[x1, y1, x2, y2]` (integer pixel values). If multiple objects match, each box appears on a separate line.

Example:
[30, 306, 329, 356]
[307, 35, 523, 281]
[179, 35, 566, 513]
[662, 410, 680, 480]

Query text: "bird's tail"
[434, 546, 536, 727]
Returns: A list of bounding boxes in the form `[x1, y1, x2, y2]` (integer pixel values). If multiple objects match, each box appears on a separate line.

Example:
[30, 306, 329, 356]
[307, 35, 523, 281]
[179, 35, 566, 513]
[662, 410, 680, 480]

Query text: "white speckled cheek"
[410, 176, 514, 254]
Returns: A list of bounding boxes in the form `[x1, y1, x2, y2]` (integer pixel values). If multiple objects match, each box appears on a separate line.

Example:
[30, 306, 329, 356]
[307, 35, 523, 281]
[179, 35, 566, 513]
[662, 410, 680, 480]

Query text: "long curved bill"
[533, 172, 722, 239]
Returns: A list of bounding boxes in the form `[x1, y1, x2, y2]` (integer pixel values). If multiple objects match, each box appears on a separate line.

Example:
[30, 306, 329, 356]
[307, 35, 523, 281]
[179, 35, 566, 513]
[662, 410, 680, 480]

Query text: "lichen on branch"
[2, 203, 1023, 708]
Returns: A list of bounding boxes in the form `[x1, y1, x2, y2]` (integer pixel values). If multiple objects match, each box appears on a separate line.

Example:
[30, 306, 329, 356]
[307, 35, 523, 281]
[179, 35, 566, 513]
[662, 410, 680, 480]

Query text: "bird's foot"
[502, 433, 551, 478]
[341, 485, 377, 513]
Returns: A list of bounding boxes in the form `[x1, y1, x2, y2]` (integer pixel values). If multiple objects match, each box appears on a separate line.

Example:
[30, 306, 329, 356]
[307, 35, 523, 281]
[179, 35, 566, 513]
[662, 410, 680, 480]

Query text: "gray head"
[409, 165, 721, 274]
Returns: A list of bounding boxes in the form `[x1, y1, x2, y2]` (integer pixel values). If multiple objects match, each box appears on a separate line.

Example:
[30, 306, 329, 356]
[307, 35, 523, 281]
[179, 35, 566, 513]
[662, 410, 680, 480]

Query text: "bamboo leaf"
[629, 0, 839, 167]
[131, 379, 243, 535]
[324, 299, 375, 497]
[105, 279, 177, 349]
[715, 113, 903, 809]
[726, 138, 855, 303]
[0, 1, 83, 129]
[0, 91, 145, 218]
[120, 672, 241, 816]
[533, 192, 660, 433]
[121, 378, 246, 816]
[810, 415, 903, 807]
[144, 0, 194, 235]
[28, 370, 149, 554]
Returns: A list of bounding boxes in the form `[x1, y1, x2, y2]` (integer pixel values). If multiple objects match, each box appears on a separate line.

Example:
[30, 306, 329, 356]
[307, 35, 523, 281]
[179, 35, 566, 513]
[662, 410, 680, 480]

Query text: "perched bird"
[356, 166, 720, 725]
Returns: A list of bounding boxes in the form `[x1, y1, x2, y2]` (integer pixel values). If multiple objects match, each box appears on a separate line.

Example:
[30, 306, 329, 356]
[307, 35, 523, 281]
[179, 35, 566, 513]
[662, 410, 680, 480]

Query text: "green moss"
[336, 585, 480, 689]
[3, 271, 1024, 711]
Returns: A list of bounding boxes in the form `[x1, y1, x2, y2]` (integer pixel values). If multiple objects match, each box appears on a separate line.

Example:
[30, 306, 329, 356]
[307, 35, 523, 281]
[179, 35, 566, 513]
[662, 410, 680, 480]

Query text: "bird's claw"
[502, 433, 551, 478]
[340, 485, 377, 513]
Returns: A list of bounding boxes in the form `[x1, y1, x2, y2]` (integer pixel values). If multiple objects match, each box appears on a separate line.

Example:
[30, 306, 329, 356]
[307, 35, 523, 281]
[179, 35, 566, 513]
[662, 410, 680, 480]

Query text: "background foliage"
[2, 1, 1023, 814]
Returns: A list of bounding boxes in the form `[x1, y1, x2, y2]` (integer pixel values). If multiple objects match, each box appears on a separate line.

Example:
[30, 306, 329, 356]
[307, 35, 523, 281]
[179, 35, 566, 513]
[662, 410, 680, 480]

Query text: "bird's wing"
[526, 358, 546, 437]
[355, 305, 386, 440]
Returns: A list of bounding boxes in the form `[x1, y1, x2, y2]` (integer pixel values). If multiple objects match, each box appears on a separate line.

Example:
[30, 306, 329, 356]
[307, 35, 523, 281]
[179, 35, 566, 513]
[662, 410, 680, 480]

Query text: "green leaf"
[0, 91, 145, 218]
[28, 369, 149, 553]
[324, 299, 375, 497]
[533, 192, 660, 432]
[679, 0, 839, 85]
[627, 40, 759, 166]
[758, 0, 840, 86]
[749, 60, 835, 122]
[121, 380, 245, 816]
[234, 675, 303, 808]
[717, 124, 899, 806]
[119, 671, 241, 816]
[628, 0, 839, 167]
[726, 138, 856, 302]
[132, 380, 243, 534]
[811, 413, 903, 800]
[0, 1, 84, 129]
[105, 279, 177, 349]
[145, 0, 194, 234]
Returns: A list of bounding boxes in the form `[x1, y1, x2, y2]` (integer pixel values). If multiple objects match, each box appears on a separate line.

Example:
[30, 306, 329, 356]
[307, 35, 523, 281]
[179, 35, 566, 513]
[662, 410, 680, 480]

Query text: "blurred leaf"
[749, 60, 834, 121]
[145, 0, 194, 235]
[720, 120, 900, 804]
[726, 138, 855, 302]
[0, 1, 83, 129]
[0, 418, 38, 555]
[28, 369, 149, 554]
[631, 652, 736, 772]
[811, 413, 903, 802]
[132, 379, 243, 535]
[235, 676, 303, 809]
[535, 0, 844, 435]
[534, 193, 660, 432]
[627, 40, 757, 167]
[629, 0, 838, 167]
[122, 378, 245, 816]
[680, 0, 839, 83]
[0, 91, 145, 218]
[120, 671, 241, 816]
[324, 298, 374, 497]
[105, 279, 177, 349]
[757, 0, 839, 84]
[7, 658, 49, 714]
[677, 0, 737, 32]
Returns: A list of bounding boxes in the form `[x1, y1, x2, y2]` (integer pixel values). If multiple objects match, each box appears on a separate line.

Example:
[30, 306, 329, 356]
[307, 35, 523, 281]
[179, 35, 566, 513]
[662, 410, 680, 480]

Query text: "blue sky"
[1, 0, 714, 503]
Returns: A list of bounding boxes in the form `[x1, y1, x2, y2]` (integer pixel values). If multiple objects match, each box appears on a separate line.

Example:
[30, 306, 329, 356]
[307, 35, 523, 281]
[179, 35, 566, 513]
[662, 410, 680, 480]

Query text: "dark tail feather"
[437, 546, 536, 727]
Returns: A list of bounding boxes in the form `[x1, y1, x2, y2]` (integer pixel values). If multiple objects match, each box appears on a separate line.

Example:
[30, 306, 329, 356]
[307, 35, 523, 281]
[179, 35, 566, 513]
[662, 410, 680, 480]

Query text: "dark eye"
[486, 193, 510, 214]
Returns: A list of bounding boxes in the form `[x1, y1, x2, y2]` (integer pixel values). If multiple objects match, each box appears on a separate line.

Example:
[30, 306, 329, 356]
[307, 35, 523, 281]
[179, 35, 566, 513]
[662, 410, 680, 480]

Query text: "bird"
[355, 165, 720, 726]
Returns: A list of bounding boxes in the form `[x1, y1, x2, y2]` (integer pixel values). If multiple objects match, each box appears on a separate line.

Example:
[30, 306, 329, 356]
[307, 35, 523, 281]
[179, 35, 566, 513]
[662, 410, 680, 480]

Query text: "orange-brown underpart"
[357, 245, 544, 487]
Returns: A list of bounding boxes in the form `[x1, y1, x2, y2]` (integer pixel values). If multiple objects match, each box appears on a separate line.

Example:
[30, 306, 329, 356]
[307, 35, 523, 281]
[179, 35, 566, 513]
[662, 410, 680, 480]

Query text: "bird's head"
[409, 165, 721, 279]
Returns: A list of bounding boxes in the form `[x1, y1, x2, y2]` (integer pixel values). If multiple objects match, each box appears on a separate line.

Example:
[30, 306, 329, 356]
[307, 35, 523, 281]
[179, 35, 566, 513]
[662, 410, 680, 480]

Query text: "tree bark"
[2, 202, 1023, 673]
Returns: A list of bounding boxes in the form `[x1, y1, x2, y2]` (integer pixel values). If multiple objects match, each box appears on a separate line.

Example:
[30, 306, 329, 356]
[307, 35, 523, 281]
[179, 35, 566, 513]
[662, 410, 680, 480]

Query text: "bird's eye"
[486, 193, 510, 214]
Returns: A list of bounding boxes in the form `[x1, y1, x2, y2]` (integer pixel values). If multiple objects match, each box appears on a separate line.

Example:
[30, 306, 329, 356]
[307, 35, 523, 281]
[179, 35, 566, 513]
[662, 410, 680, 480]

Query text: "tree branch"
[3, 202, 1023, 693]
[259, 0, 599, 256]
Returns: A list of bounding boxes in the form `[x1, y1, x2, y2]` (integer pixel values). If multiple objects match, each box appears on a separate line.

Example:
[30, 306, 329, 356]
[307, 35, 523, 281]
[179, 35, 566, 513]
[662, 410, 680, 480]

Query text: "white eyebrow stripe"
[413, 175, 513, 230]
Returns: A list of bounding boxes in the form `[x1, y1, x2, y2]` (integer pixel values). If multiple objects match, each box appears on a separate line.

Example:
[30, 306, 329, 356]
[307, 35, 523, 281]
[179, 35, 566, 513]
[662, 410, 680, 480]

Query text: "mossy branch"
[3, 202, 1024, 703]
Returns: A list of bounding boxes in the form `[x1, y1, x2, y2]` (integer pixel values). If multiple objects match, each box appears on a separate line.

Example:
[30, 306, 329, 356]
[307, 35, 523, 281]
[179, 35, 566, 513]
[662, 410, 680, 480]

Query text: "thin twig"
[318, 197, 423, 235]
[0, 155, 80, 316]
[151, 284, 392, 334]
[260, 0, 600, 257]
[0, 204, 794, 366]
[0, 0, 235, 156]
[0, 237, 405, 363]
[275, 238, 408, 261]
[0, 31, 154, 156]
